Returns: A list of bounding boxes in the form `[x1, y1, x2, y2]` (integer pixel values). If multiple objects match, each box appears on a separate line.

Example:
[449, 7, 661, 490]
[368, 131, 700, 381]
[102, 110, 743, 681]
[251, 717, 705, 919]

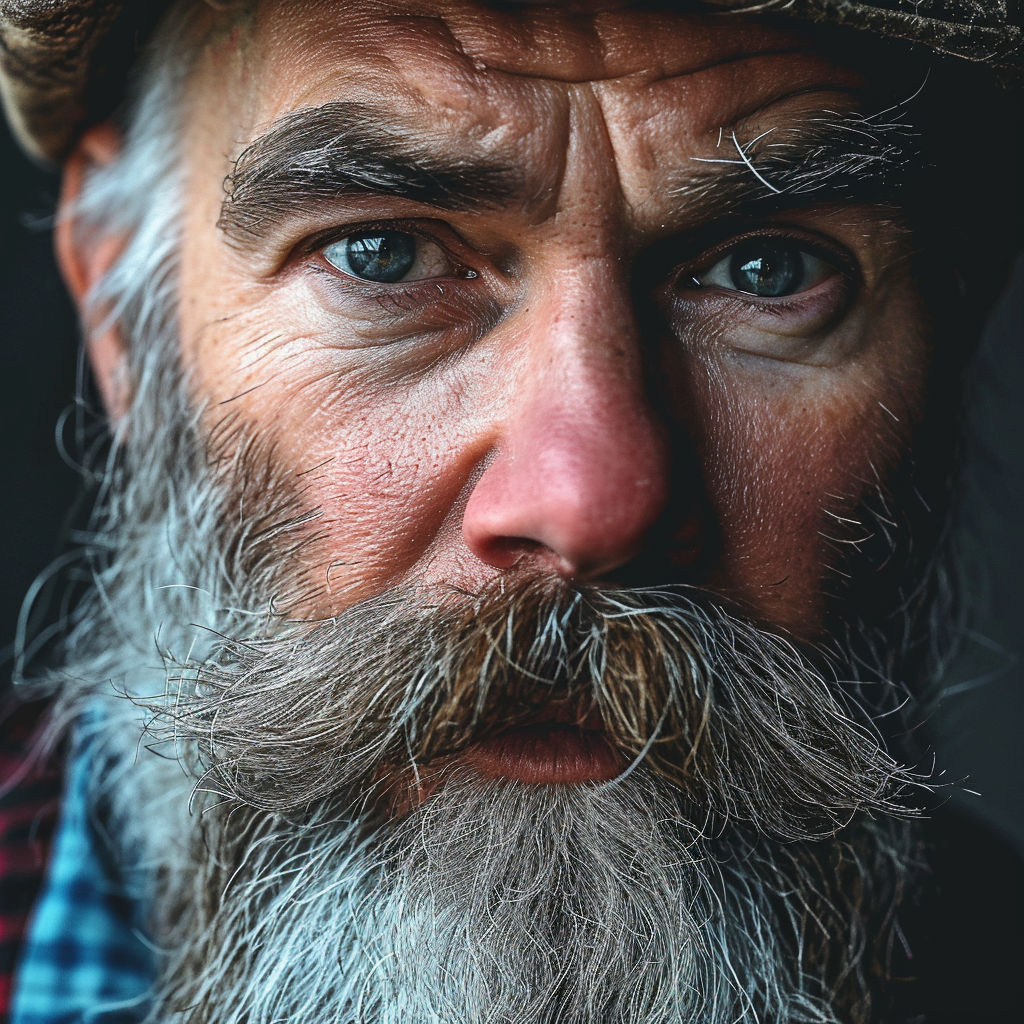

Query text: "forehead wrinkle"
[434, 1, 821, 83]
[255, 2, 839, 102]
[470, 43, 825, 87]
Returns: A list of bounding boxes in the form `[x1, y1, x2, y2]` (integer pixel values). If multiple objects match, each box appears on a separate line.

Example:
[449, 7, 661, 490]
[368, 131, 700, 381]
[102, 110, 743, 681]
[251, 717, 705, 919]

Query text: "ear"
[55, 121, 131, 423]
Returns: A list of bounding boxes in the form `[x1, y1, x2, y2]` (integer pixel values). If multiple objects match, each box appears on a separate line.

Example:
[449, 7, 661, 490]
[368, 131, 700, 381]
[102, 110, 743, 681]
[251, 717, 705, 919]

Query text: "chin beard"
[154, 770, 914, 1024]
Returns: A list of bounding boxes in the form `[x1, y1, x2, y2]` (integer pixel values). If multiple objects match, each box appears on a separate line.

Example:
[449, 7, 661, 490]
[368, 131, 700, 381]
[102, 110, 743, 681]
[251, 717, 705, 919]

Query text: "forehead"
[211, 0, 867, 158]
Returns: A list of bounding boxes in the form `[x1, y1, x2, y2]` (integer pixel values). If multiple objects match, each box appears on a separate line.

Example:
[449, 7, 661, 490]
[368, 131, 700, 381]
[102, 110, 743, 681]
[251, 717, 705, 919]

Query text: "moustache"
[160, 578, 918, 840]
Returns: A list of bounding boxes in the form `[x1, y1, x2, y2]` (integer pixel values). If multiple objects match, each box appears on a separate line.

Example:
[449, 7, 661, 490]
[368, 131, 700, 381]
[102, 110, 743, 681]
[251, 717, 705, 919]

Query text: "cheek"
[197, 330, 488, 613]
[689, 355, 923, 633]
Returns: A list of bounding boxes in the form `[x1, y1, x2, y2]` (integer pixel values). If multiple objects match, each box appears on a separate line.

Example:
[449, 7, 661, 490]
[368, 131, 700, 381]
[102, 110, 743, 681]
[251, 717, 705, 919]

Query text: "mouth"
[462, 709, 623, 785]
[388, 703, 623, 814]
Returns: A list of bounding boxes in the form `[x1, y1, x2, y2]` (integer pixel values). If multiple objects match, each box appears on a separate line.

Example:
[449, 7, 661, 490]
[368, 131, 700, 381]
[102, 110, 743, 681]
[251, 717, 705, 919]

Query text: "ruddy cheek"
[691, 373, 911, 634]
[707, 437, 833, 629]
[276, 387, 490, 610]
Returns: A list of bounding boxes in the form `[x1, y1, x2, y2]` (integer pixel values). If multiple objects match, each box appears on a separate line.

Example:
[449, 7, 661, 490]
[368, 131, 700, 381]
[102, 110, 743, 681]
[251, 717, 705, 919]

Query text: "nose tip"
[462, 400, 670, 579]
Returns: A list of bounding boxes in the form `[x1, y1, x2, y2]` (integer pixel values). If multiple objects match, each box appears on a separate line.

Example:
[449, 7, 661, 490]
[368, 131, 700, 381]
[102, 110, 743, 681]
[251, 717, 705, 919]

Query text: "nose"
[462, 261, 670, 579]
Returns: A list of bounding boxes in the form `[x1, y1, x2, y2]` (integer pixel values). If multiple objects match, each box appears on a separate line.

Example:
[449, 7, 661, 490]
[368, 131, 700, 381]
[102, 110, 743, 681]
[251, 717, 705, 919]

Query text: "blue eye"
[322, 230, 457, 283]
[696, 240, 837, 297]
[730, 244, 801, 296]
[346, 232, 414, 282]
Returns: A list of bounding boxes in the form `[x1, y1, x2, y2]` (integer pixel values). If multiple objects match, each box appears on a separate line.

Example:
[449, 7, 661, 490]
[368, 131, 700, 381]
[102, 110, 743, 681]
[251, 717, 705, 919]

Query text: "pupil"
[729, 244, 803, 297]
[346, 231, 416, 283]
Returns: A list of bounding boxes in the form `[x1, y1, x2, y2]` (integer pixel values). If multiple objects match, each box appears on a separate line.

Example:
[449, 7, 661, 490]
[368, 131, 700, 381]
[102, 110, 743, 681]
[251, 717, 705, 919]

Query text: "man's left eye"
[694, 240, 838, 298]
[322, 230, 456, 283]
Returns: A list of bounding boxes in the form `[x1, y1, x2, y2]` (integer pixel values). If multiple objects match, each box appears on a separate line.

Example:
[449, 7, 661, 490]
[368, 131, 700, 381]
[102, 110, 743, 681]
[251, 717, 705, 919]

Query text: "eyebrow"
[672, 110, 923, 226]
[219, 101, 524, 247]
[219, 99, 923, 251]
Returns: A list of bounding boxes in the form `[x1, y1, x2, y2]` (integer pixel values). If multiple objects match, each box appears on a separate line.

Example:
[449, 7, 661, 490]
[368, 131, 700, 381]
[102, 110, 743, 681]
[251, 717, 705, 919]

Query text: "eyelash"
[679, 228, 857, 285]
[310, 222, 471, 273]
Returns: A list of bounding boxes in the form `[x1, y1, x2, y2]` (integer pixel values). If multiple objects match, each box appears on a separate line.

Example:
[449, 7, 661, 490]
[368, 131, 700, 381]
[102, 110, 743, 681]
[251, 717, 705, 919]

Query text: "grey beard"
[150, 574, 918, 842]
[36, 359, 920, 1024]
[102, 578, 919, 1023]
[46, 534, 920, 1024]
[154, 771, 913, 1024]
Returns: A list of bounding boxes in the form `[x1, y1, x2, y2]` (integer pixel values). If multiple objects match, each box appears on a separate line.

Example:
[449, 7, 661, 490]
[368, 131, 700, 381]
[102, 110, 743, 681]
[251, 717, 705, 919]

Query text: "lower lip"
[463, 724, 623, 784]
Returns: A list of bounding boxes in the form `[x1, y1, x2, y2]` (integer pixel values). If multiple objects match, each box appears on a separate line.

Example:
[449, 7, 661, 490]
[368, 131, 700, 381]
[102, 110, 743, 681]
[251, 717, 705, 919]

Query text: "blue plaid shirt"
[10, 727, 154, 1023]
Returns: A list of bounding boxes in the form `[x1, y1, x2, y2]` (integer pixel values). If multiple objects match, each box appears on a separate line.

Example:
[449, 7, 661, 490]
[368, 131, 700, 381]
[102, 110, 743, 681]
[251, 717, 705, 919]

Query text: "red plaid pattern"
[0, 701, 60, 1021]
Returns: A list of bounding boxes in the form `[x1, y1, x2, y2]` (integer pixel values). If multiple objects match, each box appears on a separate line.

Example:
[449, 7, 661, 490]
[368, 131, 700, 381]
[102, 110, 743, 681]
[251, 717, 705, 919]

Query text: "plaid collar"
[10, 716, 153, 1024]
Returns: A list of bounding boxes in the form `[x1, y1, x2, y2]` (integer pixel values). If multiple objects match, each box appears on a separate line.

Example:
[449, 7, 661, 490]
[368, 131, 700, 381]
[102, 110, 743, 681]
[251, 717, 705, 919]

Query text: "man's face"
[172, 0, 927, 648]
[55, 3, 947, 1017]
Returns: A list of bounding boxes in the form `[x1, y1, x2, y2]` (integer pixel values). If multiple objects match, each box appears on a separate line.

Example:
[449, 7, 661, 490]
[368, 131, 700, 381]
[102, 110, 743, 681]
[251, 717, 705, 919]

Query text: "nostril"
[598, 503, 712, 588]
[477, 536, 532, 570]
[473, 534, 585, 577]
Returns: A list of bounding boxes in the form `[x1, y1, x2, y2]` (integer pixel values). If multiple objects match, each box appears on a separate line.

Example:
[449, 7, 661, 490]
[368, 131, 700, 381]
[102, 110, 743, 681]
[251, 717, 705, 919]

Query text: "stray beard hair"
[31, 3, 941, 1022]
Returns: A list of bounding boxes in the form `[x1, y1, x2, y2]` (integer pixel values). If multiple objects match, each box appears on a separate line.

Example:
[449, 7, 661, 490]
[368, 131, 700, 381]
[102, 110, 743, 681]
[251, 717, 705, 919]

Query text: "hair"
[25, 0, 248, 939]
[40, 0, 253, 715]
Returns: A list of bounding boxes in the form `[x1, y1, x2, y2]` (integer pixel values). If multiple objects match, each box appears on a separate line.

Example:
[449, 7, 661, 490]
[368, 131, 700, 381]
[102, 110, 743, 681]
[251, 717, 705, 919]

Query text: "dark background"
[1, 116, 1022, 855]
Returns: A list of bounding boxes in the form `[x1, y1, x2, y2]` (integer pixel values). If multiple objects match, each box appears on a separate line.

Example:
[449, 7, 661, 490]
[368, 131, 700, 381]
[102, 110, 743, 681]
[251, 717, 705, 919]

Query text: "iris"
[729, 243, 803, 297]
[328, 231, 417, 283]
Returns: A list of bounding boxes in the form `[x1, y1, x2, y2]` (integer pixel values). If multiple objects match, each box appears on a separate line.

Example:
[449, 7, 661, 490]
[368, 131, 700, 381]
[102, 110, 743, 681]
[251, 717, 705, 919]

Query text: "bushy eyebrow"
[219, 101, 524, 247]
[673, 111, 922, 225]
[218, 99, 922, 251]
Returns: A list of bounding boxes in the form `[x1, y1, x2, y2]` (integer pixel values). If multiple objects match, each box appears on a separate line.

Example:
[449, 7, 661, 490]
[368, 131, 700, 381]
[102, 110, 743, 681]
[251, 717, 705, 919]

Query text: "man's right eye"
[322, 230, 458, 283]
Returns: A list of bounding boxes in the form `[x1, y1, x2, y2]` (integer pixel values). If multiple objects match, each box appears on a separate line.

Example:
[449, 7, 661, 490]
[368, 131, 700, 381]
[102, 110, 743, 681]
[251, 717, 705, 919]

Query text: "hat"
[1, 0, 1022, 165]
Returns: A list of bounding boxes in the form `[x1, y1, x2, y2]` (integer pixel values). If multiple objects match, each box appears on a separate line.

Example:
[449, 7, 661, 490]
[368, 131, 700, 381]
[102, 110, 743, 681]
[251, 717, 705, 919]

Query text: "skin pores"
[152, 0, 928, 637]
